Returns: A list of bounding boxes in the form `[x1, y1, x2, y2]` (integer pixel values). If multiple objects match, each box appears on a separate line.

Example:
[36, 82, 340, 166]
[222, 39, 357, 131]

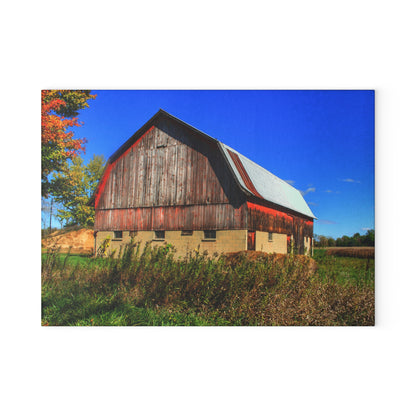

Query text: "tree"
[327, 237, 335, 247]
[339, 235, 351, 246]
[352, 232, 361, 246]
[41, 197, 61, 236]
[50, 155, 105, 227]
[313, 235, 326, 247]
[362, 229, 375, 246]
[41, 90, 96, 197]
[319, 235, 328, 247]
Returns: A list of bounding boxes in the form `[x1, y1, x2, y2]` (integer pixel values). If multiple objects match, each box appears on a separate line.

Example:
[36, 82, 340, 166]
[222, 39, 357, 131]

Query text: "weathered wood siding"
[95, 204, 247, 231]
[95, 119, 246, 231]
[247, 201, 313, 254]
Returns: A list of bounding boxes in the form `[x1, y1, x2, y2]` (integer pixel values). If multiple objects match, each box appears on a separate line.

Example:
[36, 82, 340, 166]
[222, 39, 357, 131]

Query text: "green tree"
[45, 90, 97, 118]
[319, 235, 328, 247]
[41, 90, 96, 197]
[363, 229, 375, 246]
[327, 237, 335, 247]
[338, 235, 350, 246]
[50, 155, 105, 227]
[352, 233, 359, 245]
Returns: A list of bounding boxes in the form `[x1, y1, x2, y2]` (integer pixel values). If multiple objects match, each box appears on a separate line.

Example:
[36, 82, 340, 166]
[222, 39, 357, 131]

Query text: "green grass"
[43, 293, 228, 326]
[42, 243, 375, 326]
[312, 249, 374, 285]
[42, 253, 92, 266]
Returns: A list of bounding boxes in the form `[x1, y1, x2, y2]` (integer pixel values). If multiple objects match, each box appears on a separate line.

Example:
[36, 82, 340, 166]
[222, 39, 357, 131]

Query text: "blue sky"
[69, 90, 374, 239]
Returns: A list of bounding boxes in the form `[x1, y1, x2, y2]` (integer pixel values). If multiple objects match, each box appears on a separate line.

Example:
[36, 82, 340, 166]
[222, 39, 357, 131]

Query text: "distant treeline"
[314, 229, 374, 247]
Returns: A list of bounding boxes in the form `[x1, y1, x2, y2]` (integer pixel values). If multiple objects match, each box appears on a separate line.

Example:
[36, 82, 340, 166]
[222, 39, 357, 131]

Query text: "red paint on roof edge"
[227, 149, 263, 199]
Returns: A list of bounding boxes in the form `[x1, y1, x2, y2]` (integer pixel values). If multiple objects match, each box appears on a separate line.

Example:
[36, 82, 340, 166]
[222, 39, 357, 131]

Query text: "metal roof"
[219, 142, 316, 219]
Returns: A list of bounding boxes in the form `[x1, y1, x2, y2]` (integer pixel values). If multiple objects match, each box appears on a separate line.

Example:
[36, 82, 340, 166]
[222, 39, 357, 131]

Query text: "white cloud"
[301, 187, 316, 196]
[317, 219, 337, 225]
[361, 227, 372, 231]
[325, 189, 341, 194]
[342, 178, 361, 183]
[284, 179, 295, 185]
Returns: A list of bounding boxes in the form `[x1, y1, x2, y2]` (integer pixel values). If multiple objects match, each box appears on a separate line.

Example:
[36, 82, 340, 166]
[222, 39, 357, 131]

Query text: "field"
[321, 246, 375, 259]
[41, 241, 374, 326]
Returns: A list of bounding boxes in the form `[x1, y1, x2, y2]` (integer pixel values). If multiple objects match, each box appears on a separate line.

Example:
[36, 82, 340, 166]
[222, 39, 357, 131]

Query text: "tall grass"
[42, 241, 374, 326]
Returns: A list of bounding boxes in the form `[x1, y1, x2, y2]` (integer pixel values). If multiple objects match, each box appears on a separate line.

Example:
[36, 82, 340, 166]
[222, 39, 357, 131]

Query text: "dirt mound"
[42, 228, 94, 255]
[225, 250, 285, 264]
[224, 251, 317, 275]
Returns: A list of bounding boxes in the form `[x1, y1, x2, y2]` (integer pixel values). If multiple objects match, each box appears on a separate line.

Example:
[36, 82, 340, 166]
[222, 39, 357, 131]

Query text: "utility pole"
[49, 198, 53, 234]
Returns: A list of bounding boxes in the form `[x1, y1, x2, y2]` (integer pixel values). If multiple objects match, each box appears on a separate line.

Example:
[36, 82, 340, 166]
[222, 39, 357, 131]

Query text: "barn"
[89, 110, 316, 257]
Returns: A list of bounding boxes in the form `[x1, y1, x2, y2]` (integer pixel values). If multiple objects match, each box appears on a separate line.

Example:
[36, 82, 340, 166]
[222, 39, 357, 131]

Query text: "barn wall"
[95, 203, 247, 231]
[247, 202, 313, 255]
[255, 232, 287, 254]
[96, 122, 244, 210]
[94, 120, 246, 232]
[95, 230, 247, 258]
[304, 236, 312, 256]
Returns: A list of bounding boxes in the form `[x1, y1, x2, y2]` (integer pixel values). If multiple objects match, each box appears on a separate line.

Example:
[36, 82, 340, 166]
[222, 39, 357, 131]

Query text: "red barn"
[89, 110, 316, 256]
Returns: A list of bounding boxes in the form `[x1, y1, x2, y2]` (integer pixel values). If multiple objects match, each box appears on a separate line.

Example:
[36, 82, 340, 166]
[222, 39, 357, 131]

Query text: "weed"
[42, 242, 375, 326]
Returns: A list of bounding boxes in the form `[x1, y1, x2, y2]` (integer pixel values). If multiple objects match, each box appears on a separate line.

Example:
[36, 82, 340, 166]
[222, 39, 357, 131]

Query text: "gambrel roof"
[90, 109, 316, 219]
[219, 142, 315, 218]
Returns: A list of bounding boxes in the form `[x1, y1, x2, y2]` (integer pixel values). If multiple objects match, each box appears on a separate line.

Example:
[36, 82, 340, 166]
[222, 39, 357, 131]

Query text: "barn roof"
[92, 109, 316, 219]
[219, 143, 316, 219]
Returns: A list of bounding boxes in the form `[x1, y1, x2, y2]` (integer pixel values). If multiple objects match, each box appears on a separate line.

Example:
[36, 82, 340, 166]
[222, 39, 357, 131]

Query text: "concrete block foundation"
[94, 229, 299, 258]
[255, 231, 288, 254]
[95, 229, 248, 258]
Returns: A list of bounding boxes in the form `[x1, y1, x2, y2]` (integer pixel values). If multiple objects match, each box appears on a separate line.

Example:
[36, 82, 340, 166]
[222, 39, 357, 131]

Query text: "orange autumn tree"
[41, 90, 96, 197]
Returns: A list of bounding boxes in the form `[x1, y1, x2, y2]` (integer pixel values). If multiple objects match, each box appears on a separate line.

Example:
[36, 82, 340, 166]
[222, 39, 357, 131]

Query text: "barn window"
[154, 230, 165, 240]
[268, 232, 273, 241]
[181, 230, 193, 236]
[203, 230, 216, 240]
[113, 231, 122, 239]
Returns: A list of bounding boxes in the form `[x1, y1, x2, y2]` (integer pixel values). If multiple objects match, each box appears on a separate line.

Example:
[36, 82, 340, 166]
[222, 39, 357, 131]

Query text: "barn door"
[247, 231, 256, 251]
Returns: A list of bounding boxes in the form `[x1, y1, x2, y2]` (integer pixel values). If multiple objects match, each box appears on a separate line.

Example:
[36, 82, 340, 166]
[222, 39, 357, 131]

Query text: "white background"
[1, 1, 415, 415]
